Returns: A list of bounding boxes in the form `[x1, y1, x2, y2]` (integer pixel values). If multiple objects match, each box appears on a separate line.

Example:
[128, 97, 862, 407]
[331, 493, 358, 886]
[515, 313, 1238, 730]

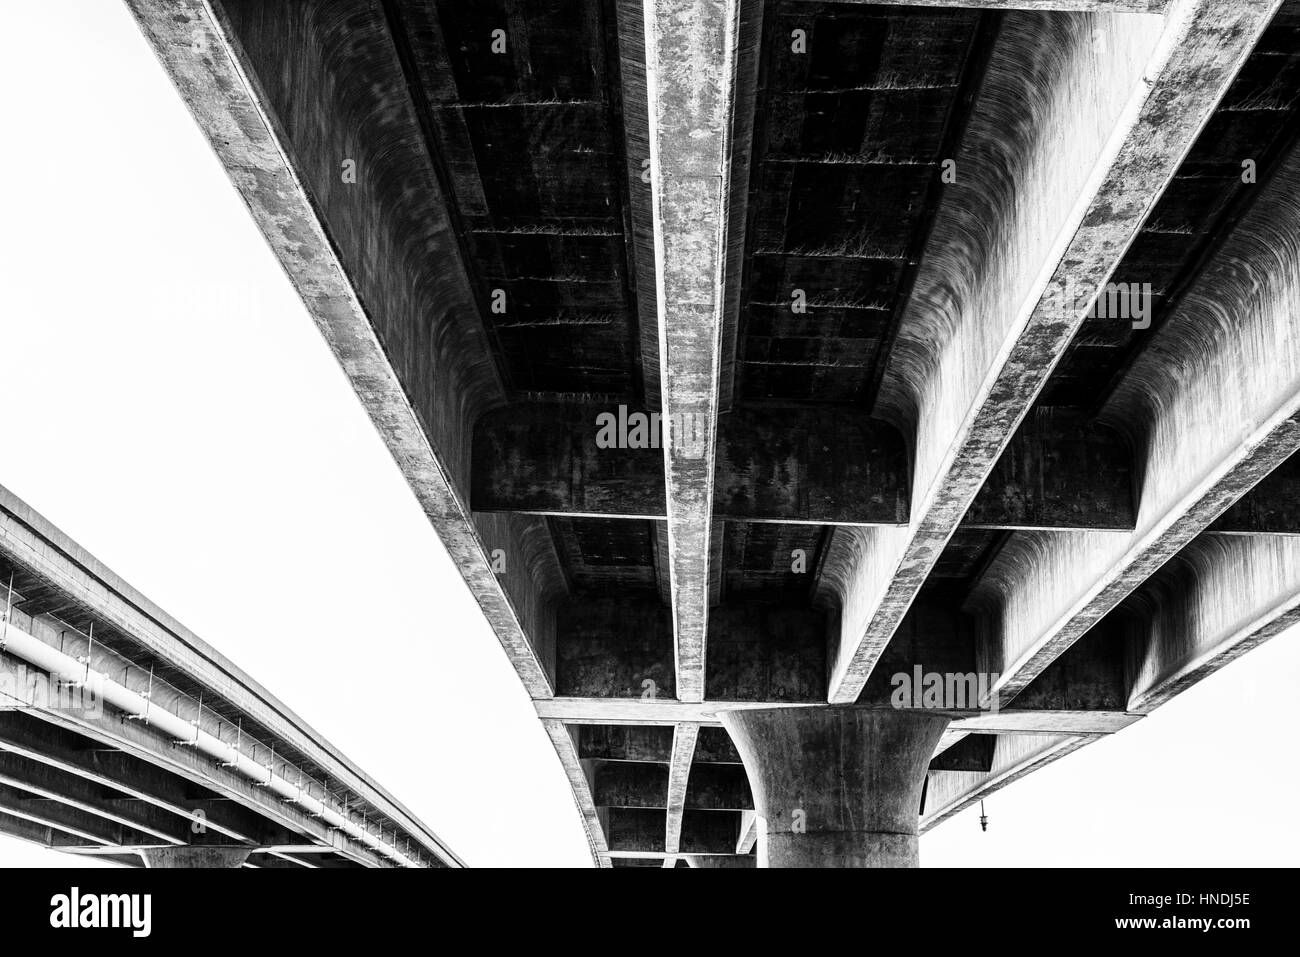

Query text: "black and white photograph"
[0, 0, 1296, 936]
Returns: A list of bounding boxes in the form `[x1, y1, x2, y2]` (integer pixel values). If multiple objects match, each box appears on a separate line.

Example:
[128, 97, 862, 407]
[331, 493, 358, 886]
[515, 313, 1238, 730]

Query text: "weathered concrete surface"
[722, 707, 950, 867]
[142, 846, 252, 869]
[0, 749, 206, 847]
[0, 714, 296, 849]
[929, 733, 996, 773]
[606, 807, 739, 854]
[927, 527, 1300, 831]
[0, 484, 457, 867]
[124, 0, 567, 705]
[542, 720, 611, 867]
[1211, 454, 1300, 534]
[922, 734, 1088, 832]
[644, 0, 763, 701]
[797, 1, 1168, 10]
[971, 133, 1300, 707]
[664, 723, 699, 852]
[1123, 534, 1300, 712]
[475, 401, 1139, 530]
[687, 854, 755, 868]
[536, 697, 1138, 734]
[964, 408, 1134, 530]
[553, 599, 826, 701]
[0, 657, 390, 868]
[125, 0, 1299, 868]
[473, 405, 908, 524]
[824, 0, 1279, 703]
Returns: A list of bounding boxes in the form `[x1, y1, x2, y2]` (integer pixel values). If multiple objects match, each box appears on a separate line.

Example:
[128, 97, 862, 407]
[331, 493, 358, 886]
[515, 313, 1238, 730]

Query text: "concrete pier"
[721, 708, 950, 868]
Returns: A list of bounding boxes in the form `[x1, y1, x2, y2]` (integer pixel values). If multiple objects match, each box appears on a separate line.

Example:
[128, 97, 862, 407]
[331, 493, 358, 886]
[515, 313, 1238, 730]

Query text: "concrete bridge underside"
[129, 0, 1300, 865]
[0, 486, 462, 868]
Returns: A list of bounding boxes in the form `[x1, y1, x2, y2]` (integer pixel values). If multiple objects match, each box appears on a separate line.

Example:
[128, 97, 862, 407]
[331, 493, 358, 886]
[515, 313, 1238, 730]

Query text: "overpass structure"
[129, 0, 1300, 866]
[0, 485, 462, 867]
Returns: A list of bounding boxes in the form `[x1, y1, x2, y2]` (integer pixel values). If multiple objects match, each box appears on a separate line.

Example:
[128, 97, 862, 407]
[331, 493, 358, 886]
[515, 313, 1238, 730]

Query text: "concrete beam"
[536, 697, 1139, 735]
[644, 0, 763, 702]
[607, 807, 740, 855]
[0, 483, 460, 866]
[541, 720, 611, 868]
[964, 409, 1133, 531]
[474, 403, 1135, 530]
[792, 2, 1168, 11]
[1123, 534, 1300, 712]
[592, 761, 668, 808]
[687, 854, 755, 868]
[1, 688, 388, 868]
[578, 725, 675, 763]
[0, 712, 296, 849]
[736, 810, 758, 854]
[928, 733, 996, 773]
[972, 133, 1300, 707]
[0, 750, 184, 846]
[921, 734, 1088, 831]
[927, 531, 1300, 828]
[472, 405, 908, 525]
[823, 0, 1279, 703]
[123, 0, 565, 714]
[685, 764, 753, 811]
[1210, 453, 1300, 535]
[554, 600, 826, 701]
[614, 0, 661, 411]
[664, 723, 699, 853]
[143, 846, 252, 869]
[67, 843, 332, 861]
[0, 785, 138, 847]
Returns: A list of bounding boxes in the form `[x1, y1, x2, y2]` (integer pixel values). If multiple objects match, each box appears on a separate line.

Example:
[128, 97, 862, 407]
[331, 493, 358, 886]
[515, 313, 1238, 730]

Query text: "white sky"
[0, 0, 1296, 869]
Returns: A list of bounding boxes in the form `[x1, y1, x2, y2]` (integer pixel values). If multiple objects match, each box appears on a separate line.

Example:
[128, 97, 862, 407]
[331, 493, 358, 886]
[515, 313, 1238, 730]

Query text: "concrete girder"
[541, 720, 612, 868]
[663, 723, 699, 853]
[1210, 453, 1300, 535]
[63, 845, 339, 868]
[971, 136, 1300, 707]
[0, 810, 134, 858]
[925, 529, 1300, 831]
[822, 0, 1280, 703]
[687, 854, 755, 868]
[473, 404, 1134, 530]
[792, 2, 1169, 11]
[535, 697, 1140, 735]
[0, 750, 186, 846]
[1123, 534, 1300, 712]
[0, 748, 322, 866]
[142, 846, 253, 869]
[0, 785, 146, 848]
[0, 712, 298, 850]
[921, 733, 1089, 832]
[472, 405, 909, 525]
[554, 599, 826, 701]
[736, 811, 758, 854]
[0, 617, 419, 866]
[964, 408, 1133, 531]
[0, 482, 459, 866]
[641, 0, 764, 702]
[606, 806, 740, 854]
[0, 677, 389, 868]
[123, 0, 566, 712]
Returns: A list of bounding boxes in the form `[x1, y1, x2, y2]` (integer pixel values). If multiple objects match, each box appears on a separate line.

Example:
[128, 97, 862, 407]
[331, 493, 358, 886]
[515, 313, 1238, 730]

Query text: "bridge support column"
[720, 707, 949, 868]
[141, 846, 251, 869]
